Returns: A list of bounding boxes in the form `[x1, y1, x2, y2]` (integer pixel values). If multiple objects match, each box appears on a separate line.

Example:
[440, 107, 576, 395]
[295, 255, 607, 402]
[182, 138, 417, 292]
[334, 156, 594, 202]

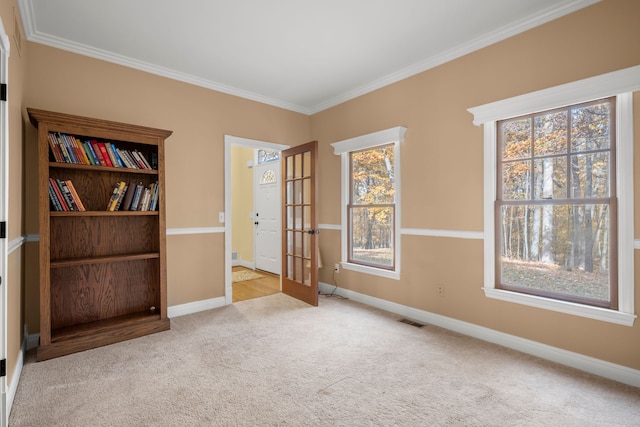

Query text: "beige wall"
[312, 0, 640, 369]
[231, 146, 255, 264]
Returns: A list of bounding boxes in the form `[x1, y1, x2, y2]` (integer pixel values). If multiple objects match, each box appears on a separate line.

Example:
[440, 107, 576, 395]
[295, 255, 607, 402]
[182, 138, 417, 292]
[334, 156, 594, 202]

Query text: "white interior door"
[254, 155, 281, 274]
[0, 17, 9, 427]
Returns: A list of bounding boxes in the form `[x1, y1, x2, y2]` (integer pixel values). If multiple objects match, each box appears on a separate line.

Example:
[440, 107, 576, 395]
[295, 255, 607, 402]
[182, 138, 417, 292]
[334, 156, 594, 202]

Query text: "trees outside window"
[497, 98, 616, 308]
[349, 144, 395, 269]
[469, 66, 638, 325]
[331, 126, 406, 280]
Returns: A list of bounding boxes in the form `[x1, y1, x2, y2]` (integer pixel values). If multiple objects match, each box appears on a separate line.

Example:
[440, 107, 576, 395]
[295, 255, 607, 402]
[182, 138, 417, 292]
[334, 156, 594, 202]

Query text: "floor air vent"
[398, 318, 424, 328]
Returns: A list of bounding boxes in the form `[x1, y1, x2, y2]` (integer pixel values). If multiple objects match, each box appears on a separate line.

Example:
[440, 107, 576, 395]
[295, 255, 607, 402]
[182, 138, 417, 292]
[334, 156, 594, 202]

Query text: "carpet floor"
[9, 293, 640, 426]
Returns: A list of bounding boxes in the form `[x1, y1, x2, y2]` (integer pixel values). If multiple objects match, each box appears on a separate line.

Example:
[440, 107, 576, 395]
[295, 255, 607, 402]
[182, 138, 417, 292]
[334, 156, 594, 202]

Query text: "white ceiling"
[18, 0, 598, 115]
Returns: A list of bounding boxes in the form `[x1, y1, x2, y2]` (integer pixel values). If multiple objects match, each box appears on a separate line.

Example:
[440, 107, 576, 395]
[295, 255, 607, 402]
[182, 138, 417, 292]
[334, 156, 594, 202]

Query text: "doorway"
[224, 135, 289, 304]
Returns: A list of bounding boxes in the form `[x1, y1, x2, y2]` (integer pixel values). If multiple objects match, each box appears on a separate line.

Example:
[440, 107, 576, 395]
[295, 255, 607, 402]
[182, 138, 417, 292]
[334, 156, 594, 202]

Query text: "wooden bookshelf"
[28, 108, 172, 361]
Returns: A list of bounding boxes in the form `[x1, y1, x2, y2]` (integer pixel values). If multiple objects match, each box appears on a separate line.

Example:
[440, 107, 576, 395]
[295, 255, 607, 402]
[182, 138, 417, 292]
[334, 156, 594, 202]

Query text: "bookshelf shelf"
[50, 210, 160, 217]
[29, 108, 172, 361]
[49, 162, 160, 175]
[51, 252, 160, 268]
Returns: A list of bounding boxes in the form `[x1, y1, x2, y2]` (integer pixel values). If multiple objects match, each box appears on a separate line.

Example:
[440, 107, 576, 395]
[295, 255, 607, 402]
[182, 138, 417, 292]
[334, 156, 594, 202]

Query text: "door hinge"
[0, 84, 6, 101]
[0, 221, 5, 239]
[0, 359, 5, 377]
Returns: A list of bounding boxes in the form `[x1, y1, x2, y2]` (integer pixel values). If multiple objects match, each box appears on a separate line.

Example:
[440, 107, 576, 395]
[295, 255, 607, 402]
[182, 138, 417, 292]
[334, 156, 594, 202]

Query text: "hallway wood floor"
[232, 266, 280, 302]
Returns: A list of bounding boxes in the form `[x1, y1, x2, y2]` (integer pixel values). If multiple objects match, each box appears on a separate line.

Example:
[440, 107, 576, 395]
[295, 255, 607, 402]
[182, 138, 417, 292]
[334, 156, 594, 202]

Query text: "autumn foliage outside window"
[349, 144, 395, 270]
[497, 97, 616, 308]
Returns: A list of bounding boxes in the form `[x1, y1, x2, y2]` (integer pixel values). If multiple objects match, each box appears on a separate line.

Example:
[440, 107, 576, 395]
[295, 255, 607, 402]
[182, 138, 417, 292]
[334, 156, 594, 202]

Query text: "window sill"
[341, 262, 400, 280]
[483, 287, 636, 326]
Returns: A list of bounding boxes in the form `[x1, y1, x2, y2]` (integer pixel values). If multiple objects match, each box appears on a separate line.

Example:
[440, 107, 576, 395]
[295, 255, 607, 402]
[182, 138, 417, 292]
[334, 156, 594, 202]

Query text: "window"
[257, 149, 279, 164]
[332, 127, 406, 279]
[498, 98, 615, 308]
[468, 65, 639, 326]
[349, 144, 395, 270]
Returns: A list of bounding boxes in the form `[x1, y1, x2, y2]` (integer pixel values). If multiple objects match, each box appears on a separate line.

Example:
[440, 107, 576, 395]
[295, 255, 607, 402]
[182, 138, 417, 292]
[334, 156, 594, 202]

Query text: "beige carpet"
[232, 270, 265, 283]
[10, 294, 640, 426]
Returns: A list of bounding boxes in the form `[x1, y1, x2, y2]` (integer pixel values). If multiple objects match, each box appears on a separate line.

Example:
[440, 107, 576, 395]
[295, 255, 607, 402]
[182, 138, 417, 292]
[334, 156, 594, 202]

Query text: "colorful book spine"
[60, 134, 78, 164]
[104, 143, 119, 167]
[91, 140, 107, 166]
[108, 143, 125, 167]
[49, 178, 69, 211]
[65, 180, 86, 211]
[106, 181, 126, 211]
[56, 179, 78, 211]
[47, 133, 63, 162]
[48, 180, 64, 211]
[55, 133, 72, 163]
[98, 143, 113, 167]
[129, 183, 144, 210]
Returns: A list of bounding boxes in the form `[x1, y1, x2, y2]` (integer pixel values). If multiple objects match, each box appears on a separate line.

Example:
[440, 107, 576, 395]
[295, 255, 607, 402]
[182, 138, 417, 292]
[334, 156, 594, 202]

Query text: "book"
[97, 143, 114, 167]
[129, 182, 144, 210]
[49, 178, 69, 211]
[130, 150, 147, 169]
[48, 180, 64, 211]
[114, 184, 128, 211]
[139, 188, 151, 211]
[106, 181, 126, 211]
[91, 140, 107, 166]
[65, 180, 86, 211]
[57, 179, 78, 211]
[85, 140, 98, 165]
[58, 134, 75, 163]
[82, 141, 96, 165]
[72, 136, 91, 165]
[122, 150, 139, 169]
[136, 150, 152, 169]
[109, 143, 125, 167]
[47, 133, 63, 162]
[148, 182, 158, 211]
[104, 143, 119, 167]
[65, 134, 83, 164]
[55, 133, 72, 163]
[120, 182, 136, 211]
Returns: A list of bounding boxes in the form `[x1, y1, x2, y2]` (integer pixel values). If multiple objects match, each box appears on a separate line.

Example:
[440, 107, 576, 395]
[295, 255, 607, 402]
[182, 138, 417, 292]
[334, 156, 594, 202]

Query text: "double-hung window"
[469, 66, 639, 326]
[498, 98, 616, 307]
[332, 127, 406, 280]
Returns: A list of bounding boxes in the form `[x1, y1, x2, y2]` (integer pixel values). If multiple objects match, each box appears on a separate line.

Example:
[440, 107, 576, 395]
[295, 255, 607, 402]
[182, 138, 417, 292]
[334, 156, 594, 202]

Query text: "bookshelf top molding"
[27, 108, 173, 141]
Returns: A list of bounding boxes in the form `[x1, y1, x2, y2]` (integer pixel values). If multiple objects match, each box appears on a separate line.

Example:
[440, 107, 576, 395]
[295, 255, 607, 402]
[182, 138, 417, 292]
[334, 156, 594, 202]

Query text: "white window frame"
[332, 126, 406, 280]
[468, 65, 640, 326]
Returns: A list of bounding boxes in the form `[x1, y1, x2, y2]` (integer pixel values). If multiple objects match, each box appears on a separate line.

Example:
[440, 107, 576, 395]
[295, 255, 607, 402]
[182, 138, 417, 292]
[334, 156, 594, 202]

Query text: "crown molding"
[18, 0, 600, 116]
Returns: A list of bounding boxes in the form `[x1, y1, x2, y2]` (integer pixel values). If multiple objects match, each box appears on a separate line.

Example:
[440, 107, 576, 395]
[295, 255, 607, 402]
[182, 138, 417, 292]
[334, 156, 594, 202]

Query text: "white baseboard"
[231, 259, 254, 269]
[168, 297, 226, 318]
[319, 282, 640, 388]
[7, 337, 26, 419]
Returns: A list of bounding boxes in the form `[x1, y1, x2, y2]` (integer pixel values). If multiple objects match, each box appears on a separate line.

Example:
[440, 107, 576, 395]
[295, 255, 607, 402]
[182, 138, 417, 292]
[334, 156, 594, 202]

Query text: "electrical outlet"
[334, 263, 340, 273]
[437, 285, 444, 297]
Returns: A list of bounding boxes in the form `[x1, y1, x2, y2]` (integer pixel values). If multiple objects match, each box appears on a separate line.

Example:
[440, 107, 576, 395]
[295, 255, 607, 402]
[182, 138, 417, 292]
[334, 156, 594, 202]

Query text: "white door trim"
[224, 135, 289, 305]
[0, 16, 10, 427]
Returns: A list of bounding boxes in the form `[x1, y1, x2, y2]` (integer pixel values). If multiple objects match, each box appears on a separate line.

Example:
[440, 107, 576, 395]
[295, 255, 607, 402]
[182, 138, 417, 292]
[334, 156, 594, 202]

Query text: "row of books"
[48, 178, 85, 212]
[107, 181, 159, 212]
[48, 132, 156, 170]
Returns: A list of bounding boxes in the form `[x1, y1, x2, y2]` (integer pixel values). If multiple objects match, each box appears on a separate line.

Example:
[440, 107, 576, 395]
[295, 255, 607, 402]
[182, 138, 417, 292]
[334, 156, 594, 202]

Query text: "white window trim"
[332, 126, 407, 280]
[468, 65, 640, 326]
